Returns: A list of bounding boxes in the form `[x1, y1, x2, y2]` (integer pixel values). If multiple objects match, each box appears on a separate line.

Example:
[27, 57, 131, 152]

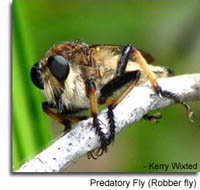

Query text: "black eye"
[30, 62, 44, 89]
[48, 55, 70, 82]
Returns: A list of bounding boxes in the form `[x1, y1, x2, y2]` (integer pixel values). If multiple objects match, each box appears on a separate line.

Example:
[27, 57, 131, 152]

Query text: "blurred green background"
[12, 0, 200, 172]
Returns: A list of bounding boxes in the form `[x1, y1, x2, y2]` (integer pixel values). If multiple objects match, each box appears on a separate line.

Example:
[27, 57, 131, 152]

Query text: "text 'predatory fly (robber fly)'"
[30, 41, 194, 159]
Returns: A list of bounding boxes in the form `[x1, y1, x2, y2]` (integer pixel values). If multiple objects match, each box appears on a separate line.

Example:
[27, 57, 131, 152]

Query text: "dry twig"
[16, 73, 200, 172]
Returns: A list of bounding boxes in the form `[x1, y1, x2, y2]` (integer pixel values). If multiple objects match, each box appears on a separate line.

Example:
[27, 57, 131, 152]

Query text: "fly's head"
[30, 44, 72, 112]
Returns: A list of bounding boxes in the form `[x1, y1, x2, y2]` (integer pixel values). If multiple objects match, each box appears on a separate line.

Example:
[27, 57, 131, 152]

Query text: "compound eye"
[48, 55, 70, 82]
[30, 62, 44, 89]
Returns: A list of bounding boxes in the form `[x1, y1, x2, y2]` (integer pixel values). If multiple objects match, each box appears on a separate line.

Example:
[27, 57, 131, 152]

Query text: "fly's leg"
[105, 70, 141, 145]
[86, 71, 141, 159]
[116, 45, 133, 76]
[103, 45, 139, 145]
[85, 79, 110, 159]
[42, 102, 87, 134]
[87, 45, 142, 159]
[132, 47, 194, 122]
[143, 113, 162, 123]
[117, 45, 163, 124]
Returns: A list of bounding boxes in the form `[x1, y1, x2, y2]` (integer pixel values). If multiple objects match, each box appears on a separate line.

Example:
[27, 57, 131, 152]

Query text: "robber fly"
[30, 41, 193, 159]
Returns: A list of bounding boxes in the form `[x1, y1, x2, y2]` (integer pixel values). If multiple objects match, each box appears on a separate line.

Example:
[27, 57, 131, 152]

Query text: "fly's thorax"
[92, 51, 170, 87]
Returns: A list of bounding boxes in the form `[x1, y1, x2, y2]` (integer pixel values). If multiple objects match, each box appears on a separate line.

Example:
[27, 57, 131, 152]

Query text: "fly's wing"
[138, 49, 154, 64]
[89, 44, 154, 64]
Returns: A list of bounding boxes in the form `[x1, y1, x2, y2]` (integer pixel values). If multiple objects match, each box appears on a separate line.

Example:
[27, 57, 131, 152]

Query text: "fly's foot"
[95, 123, 111, 157]
[87, 151, 97, 160]
[87, 139, 111, 160]
[89, 103, 116, 160]
[88, 116, 113, 160]
[143, 112, 162, 123]
[87, 147, 105, 159]
[61, 119, 71, 136]
[156, 87, 195, 122]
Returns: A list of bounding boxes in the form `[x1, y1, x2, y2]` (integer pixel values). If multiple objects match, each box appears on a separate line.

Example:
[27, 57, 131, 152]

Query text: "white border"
[2, 1, 199, 190]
